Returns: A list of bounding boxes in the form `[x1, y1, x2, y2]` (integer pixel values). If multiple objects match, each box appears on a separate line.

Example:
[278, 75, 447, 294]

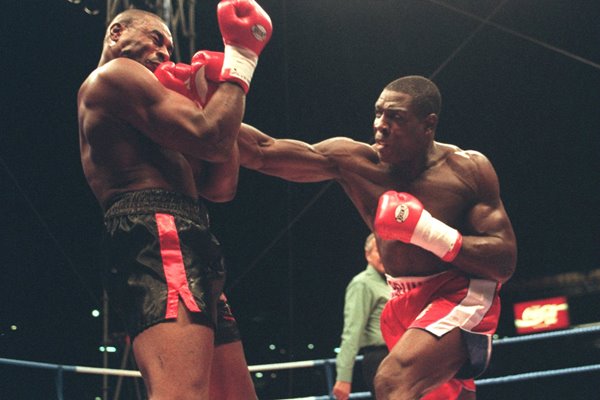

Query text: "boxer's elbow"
[493, 250, 517, 284]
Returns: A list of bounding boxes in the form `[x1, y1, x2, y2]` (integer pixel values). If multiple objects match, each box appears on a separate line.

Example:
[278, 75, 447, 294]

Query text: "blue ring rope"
[1, 325, 600, 396]
[492, 325, 600, 346]
[476, 363, 600, 386]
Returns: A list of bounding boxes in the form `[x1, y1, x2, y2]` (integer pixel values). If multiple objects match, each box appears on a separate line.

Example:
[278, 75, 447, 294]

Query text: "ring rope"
[3, 357, 599, 385]
[0, 357, 142, 377]
[276, 393, 371, 400]
[475, 363, 600, 386]
[1, 325, 599, 395]
[491, 325, 600, 346]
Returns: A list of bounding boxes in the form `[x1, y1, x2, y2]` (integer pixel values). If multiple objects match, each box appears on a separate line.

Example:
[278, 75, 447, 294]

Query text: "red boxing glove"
[217, 0, 273, 93]
[154, 51, 226, 107]
[190, 50, 224, 105]
[154, 61, 200, 105]
[374, 191, 462, 262]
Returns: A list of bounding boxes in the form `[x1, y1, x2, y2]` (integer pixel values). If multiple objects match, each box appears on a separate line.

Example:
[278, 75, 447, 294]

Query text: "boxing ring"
[2, 324, 600, 399]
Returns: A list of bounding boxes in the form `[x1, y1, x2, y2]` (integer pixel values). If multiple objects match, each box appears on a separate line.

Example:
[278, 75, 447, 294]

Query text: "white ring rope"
[2, 325, 599, 397]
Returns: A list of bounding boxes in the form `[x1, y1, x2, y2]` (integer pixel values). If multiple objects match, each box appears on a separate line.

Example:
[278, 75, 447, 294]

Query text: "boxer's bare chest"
[341, 158, 474, 232]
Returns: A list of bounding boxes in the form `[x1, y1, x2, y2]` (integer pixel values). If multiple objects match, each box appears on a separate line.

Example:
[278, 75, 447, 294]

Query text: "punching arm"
[238, 124, 380, 183]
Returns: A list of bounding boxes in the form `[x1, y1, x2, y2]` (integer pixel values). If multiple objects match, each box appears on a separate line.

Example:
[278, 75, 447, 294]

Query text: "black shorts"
[103, 189, 240, 345]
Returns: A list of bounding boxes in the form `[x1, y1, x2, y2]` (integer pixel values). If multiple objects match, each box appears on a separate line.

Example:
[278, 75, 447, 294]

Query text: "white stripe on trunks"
[424, 278, 497, 337]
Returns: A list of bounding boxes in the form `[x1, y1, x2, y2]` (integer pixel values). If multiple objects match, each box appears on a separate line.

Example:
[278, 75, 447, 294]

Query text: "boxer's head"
[101, 9, 173, 70]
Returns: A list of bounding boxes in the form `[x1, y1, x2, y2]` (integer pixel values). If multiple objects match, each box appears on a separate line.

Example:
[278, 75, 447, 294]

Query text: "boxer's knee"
[374, 355, 423, 400]
[373, 357, 407, 400]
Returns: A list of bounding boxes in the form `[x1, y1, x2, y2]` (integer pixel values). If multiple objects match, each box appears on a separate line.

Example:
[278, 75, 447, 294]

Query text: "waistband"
[104, 189, 209, 227]
[386, 271, 447, 297]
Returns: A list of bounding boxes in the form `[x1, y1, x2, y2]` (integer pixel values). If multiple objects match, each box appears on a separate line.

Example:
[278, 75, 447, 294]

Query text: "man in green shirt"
[333, 234, 390, 400]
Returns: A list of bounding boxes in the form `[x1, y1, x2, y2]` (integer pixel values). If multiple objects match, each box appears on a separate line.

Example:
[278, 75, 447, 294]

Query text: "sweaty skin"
[237, 84, 516, 399]
[77, 9, 256, 400]
[78, 13, 244, 210]
[238, 99, 516, 282]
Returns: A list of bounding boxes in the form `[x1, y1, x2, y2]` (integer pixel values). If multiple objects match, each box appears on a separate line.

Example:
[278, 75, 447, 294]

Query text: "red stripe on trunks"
[155, 213, 201, 318]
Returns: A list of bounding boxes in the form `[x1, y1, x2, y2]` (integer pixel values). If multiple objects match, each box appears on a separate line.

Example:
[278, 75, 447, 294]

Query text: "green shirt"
[335, 264, 391, 382]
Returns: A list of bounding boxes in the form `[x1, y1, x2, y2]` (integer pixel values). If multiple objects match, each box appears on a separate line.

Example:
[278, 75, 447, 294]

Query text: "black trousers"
[361, 345, 389, 398]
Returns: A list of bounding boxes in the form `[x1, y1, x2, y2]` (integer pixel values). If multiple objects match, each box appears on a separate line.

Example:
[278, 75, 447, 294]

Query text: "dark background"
[1, 0, 599, 398]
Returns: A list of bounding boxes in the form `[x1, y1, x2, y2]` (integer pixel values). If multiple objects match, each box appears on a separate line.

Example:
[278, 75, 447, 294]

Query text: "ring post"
[55, 365, 64, 400]
[323, 358, 335, 399]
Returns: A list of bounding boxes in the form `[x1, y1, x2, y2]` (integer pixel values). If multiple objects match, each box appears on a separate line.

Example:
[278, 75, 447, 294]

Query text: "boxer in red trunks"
[78, 3, 272, 398]
[237, 75, 517, 399]
[381, 271, 499, 399]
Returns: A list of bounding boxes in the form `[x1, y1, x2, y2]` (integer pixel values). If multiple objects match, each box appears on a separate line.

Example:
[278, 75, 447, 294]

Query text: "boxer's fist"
[190, 50, 225, 105]
[217, 0, 273, 93]
[375, 191, 423, 243]
[218, 0, 272, 56]
[374, 191, 462, 262]
[155, 51, 225, 107]
[154, 61, 199, 104]
[192, 50, 224, 82]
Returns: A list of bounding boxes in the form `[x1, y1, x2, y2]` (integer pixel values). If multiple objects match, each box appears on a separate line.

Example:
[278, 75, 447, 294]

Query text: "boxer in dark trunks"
[237, 76, 517, 399]
[103, 190, 239, 342]
[77, 3, 272, 398]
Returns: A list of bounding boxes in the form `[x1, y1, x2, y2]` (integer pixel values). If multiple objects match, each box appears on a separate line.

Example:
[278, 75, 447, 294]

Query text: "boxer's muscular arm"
[453, 151, 517, 283]
[86, 58, 243, 162]
[238, 123, 371, 182]
[155, 52, 239, 202]
[189, 143, 240, 203]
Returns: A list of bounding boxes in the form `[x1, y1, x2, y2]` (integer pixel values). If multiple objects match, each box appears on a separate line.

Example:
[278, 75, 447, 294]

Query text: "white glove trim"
[221, 44, 258, 92]
[410, 210, 461, 260]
